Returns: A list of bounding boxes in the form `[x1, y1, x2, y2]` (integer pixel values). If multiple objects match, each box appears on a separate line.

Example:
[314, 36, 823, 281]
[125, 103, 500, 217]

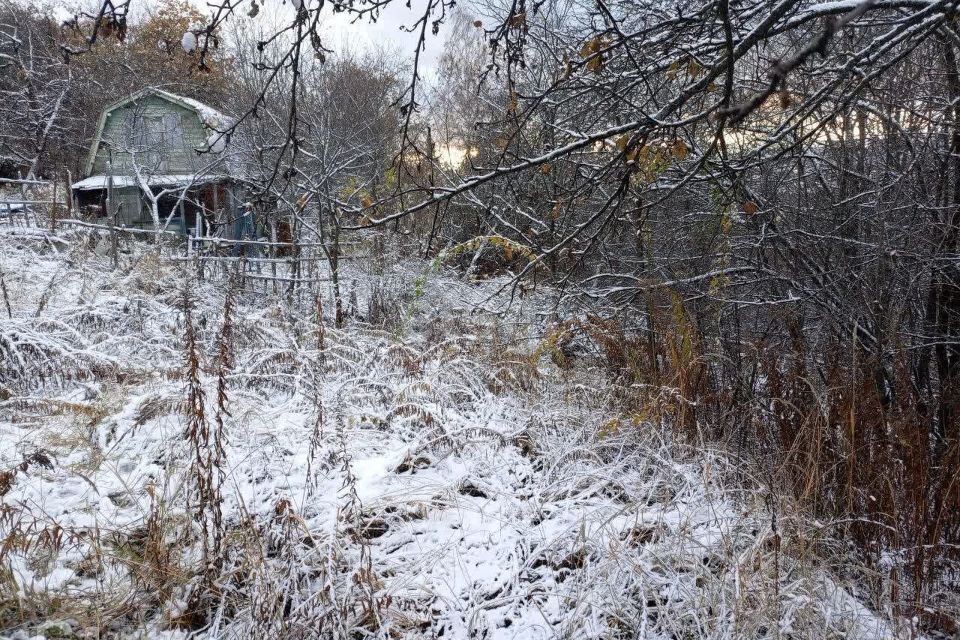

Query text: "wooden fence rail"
[169, 255, 332, 264]
[0, 202, 62, 228]
[186, 235, 366, 249]
[1, 174, 67, 229]
[0, 177, 51, 186]
[57, 219, 181, 236]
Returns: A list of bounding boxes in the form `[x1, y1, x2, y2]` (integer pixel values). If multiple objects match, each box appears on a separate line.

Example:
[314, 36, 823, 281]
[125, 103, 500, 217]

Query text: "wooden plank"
[51, 178, 58, 231]
[167, 255, 332, 264]
[188, 236, 365, 249]
[0, 178, 50, 185]
[57, 219, 181, 236]
[241, 273, 329, 284]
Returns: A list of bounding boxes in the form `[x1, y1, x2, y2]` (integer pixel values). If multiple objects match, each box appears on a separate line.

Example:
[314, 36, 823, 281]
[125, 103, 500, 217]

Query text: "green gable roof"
[83, 88, 234, 178]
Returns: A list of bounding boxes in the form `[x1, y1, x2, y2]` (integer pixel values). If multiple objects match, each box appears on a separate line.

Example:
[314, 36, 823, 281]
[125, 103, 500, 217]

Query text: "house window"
[127, 115, 157, 152]
[123, 112, 185, 172]
[126, 113, 183, 152]
[159, 113, 184, 150]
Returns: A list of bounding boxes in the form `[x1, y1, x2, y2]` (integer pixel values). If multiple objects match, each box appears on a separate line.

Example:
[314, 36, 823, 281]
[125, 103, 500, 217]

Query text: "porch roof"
[72, 174, 230, 191]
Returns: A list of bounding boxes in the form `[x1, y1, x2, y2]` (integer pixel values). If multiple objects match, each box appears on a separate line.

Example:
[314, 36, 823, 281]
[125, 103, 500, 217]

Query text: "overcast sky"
[318, 0, 452, 74]
[51, 0, 460, 75]
[252, 0, 458, 74]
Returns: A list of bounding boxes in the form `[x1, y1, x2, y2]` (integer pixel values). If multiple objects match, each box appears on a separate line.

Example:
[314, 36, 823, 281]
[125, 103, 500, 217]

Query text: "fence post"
[111, 204, 120, 269]
[270, 218, 278, 294]
[50, 174, 58, 232]
[106, 157, 115, 267]
[18, 172, 28, 227]
[65, 169, 73, 219]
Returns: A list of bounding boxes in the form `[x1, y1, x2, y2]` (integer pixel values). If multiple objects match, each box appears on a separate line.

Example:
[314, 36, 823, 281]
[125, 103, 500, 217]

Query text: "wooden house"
[71, 88, 255, 239]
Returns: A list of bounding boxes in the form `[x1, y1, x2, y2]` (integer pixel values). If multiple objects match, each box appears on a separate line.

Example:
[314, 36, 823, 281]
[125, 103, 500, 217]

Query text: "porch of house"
[71, 175, 255, 240]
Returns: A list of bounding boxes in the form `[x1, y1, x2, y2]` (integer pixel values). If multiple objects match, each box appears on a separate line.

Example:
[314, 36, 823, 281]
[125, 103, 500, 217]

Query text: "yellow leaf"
[720, 213, 732, 234]
[580, 36, 605, 74]
[507, 12, 526, 28]
[666, 59, 681, 79]
[671, 139, 689, 160]
[599, 418, 621, 437]
[626, 143, 645, 164]
[361, 195, 374, 208]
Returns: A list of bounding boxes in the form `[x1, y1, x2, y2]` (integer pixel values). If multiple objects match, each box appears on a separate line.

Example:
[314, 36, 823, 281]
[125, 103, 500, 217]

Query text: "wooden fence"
[180, 235, 376, 294]
[0, 177, 68, 229]
[1, 176, 392, 294]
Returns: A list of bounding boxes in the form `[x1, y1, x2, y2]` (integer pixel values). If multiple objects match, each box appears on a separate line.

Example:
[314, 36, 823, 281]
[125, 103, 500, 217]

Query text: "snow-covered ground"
[0, 227, 903, 638]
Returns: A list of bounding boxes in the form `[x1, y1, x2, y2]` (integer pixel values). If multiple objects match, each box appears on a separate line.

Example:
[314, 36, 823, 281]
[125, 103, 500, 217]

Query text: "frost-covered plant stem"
[306, 294, 326, 496]
[210, 271, 236, 555]
[336, 412, 381, 632]
[180, 271, 226, 593]
[0, 269, 11, 319]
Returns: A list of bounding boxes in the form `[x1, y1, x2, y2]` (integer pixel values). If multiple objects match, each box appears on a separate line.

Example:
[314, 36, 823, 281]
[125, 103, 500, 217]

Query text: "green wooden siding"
[90, 95, 209, 176]
[111, 188, 145, 225]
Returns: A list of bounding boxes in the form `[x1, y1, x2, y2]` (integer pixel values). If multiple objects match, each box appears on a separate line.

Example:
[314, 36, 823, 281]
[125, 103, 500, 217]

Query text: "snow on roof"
[72, 176, 135, 190]
[155, 90, 235, 131]
[72, 174, 228, 190]
[107, 88, 235, 132]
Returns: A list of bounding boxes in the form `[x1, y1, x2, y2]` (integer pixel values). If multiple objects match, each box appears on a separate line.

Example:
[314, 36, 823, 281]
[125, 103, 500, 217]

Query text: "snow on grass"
[0, 228, 903, 638]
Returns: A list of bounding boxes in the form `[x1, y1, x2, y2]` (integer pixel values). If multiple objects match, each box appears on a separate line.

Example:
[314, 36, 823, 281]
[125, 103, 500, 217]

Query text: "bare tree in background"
[0, 2, 72, 178]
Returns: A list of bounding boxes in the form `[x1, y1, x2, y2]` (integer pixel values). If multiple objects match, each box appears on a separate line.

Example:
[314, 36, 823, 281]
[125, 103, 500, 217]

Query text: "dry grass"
[0, 229, 929, 638]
